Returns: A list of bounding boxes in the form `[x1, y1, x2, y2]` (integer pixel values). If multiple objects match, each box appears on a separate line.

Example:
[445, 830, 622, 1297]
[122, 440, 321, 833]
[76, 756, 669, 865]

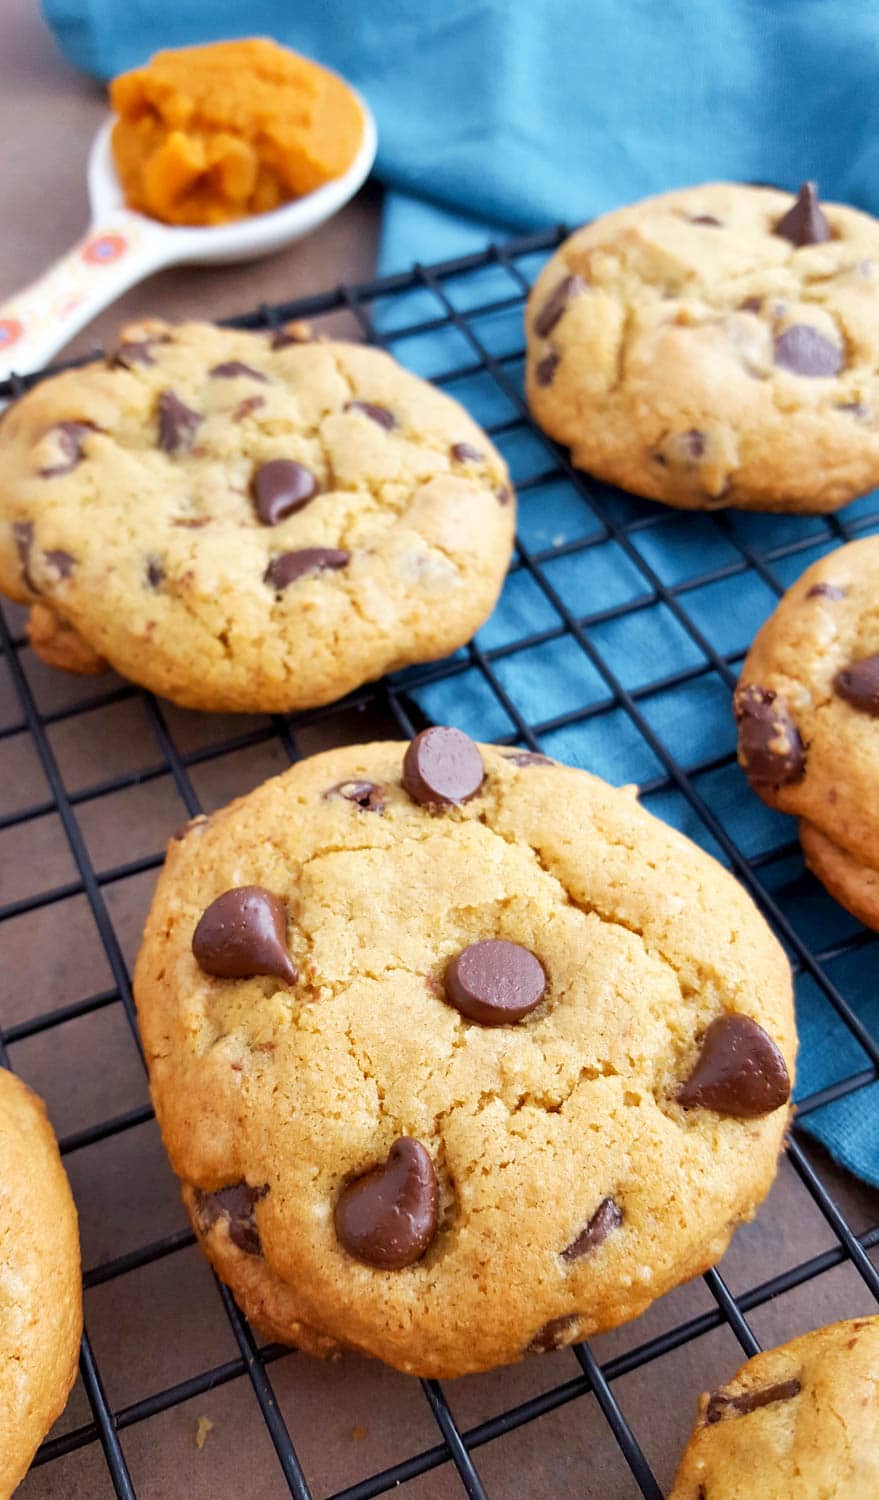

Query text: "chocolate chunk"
[690, 214, 722, 226]
[535, 274, 587, 338]
[39, 420, 96, 477]
[774, 325, 842, 377]
[334, 1138, 438, 1269]
[504, 750, 553, 766]
[774, 182, 831, 247]
[678, 1014, 791, 1118]
[324, 780, 385, 812]
[157, 390, 202, 453]
[445, 939, 546, 1026]
[535, 349, 560, 387]
[210, 361, 268, 381]
[344, 400, 396, 430]
[252, 459, 318, 525]
[13, 520, 36, 590]
[192, 886, 297, 984]
[707, 1377, 801, 1424]
[44, 550, 74, 578]
[561, 1198, 623, 1261]
[450, 442, 484, 463]
[735, 684, 805, 788]
[233, 396, 266, 422]
[265, 547, 349, 591]
[111, 335, 170, 368]
[834, 654, 879, 716]
[146, 556, 164, 589]
[192, 1182, 268, 1255]
[402, 726, 485, 808]
[527, 1314, 582, 1355]
[806, 581, 845, 600]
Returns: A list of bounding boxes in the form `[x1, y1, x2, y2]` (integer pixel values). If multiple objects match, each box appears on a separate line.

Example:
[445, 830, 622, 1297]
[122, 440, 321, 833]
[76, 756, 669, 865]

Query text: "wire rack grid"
[1, 227, 878, 1499]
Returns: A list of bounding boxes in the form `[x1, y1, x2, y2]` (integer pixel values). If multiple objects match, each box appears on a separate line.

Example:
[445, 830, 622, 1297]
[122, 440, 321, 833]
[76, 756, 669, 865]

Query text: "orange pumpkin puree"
[109, 38, 364, 227]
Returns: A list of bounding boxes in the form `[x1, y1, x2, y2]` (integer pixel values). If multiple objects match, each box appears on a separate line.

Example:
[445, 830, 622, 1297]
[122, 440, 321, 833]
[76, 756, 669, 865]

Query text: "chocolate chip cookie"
[670, 1315, 879, 1498]
[526, 182, 879, 512]
[0, 1067, 81, 1496]
[0, 320, 513, 712]
[133, 731, 796, 1377]
[735, 536, 879, 928]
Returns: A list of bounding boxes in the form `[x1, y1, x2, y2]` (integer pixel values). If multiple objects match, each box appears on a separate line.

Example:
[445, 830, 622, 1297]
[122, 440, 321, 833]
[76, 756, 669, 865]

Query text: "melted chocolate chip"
[335, 1138, 438, 1269]
[44, 549, 74, 578]
[527, 1315, 582, 1354]
[496, 485, 512, 506]
[264, 547, 349, 591]
[450, 441, 484, 463]
[445, 939, 546, 1026]
[680, 428, 706, 458]
[835, 400, 871, 421]
[13, 520, 36, 590]
[535, 274, 587, 338]
[146, 556, 164, 589]
[210, 361, 268, 381]
[402, 726, 485, 808]
[806, 581, 845, 600]
[834, 655, 879, 716]
[774, 325, 842, 377]
[157, 391, 202, 453]
[233, 396, 266, 422]
[252, 459, 319, 525]
[740, 296, 763, 313]
[535, 349, 560, 387]
[690, 214, 722, 226]
[678, 1014, 791, 1118]
[39, 421, 96, 477]
[707, 1377, 801, 1424]
[562, 1198, 622, 1262]
[774, 182, 831, 247]
[504, 750, 553, 766]
[344, 400, 396, 430]
[111, 334, 170, 368]
[192, 1182, 268, 1255]
[735, 684, 805, 788]
[324, 780, 385, 812]
[192, 886, 297, 984]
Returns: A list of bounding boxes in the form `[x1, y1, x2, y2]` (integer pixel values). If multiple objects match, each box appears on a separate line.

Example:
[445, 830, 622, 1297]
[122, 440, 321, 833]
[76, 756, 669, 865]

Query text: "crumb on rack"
[195, 1415, 214, 1450]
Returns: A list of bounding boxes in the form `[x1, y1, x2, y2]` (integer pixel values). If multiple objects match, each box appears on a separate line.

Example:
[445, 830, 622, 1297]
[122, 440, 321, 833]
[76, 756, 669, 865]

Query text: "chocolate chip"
[334, 1138, 438, 1269]
[678, 1014, 791, 1118]
[834, 654, 879, 716]
[111, 334, 170, 368]
[39, 421, 96, 477]
[192, 886, 297, 984]
[690, 214, 722, 226]
[264, 547, 349, 591]
[835, 400, 871, 420]
[210, 361, 268, 381]
[504, 750, 553, 766]
[450, 442, 484, 463]
[496, 485, 512, 506]
[774, 324, 842, 377]
[806, 581, 845, 600]
[526, 1315, 582, 1354]
[344, 400, 395, 430]
[324, 780, 385, 812]
[562, 1198, 623, 1261]
[402, 726, 485, 808]
[233, 396, 266, 422]
[681, 429, 706, 458]
[252, 460, 318, 525]
[740, 296, 763, 313]
[157, 391, 202, 453]
[734, 684, 805, 788]
[192, 1182, 268, 1255]
[445, 939, 546, 1026]
[707, 1377, 801, 1424]
[535, 349, 560, 386]
[534, 274, 587, 338]
[44, 550, 74, 578]
[146, 556, 164, 589]
[13, 520, 36, 590]
[774, 181, 831, 247]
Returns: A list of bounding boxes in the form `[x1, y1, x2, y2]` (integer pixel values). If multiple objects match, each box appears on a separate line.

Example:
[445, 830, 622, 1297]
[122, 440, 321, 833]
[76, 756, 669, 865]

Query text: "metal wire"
[1, 228, 877, 1498]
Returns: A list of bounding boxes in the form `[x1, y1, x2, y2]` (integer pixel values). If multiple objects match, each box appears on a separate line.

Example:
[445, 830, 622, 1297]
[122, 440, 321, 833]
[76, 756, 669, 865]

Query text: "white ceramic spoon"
[0, 94, 377, 382]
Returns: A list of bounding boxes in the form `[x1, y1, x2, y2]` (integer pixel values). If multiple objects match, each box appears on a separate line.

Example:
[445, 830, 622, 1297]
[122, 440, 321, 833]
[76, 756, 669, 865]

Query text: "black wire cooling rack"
[1, 227, 878, 1499]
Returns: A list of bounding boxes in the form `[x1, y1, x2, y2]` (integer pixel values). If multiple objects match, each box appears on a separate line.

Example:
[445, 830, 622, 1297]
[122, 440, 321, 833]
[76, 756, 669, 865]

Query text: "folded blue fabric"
[42, 0, 879, 1186]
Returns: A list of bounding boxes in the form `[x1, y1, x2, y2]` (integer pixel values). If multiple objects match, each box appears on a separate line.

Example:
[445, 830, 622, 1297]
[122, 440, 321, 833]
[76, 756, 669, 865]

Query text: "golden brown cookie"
[670, 1315, 879, 1498]
[0, 320, 513, 712]
[526, 182, 879, 513]
[735, 536, 879, 928]
[0, 1068, 81, 1497]
[133, 733, 796, 1378]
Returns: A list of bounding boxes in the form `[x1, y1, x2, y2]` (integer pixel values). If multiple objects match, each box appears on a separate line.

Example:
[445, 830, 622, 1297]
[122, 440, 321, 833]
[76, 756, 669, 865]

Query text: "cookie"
[735, 536, 879, 929]
[0, 321, 513, 712]
[0, 1067, 81, 1497]
[670, 1315, 879, 1498]
[526, 182, 879, 513]
[133, 732, 796, 1378]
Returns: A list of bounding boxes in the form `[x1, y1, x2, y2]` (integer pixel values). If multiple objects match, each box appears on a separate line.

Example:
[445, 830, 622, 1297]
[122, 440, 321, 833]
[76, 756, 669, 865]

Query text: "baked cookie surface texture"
[0, 321, 513, 712]
[134, 733, 796, 1377]
[526, 182, 879, 513]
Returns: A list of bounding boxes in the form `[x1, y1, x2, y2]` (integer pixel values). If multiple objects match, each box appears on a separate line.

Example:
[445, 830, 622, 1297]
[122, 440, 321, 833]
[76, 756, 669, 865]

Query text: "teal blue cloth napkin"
[42, 0, 879, 1186]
